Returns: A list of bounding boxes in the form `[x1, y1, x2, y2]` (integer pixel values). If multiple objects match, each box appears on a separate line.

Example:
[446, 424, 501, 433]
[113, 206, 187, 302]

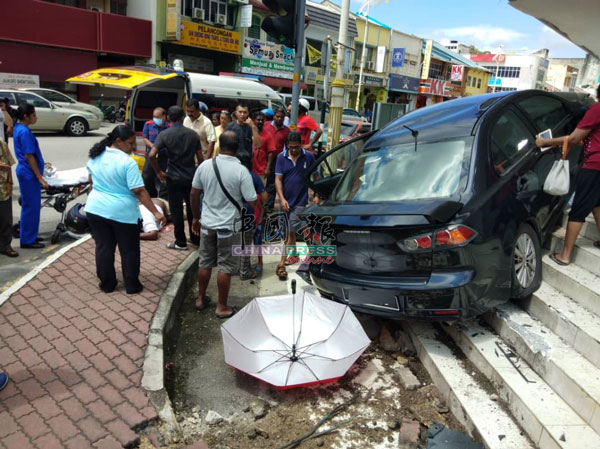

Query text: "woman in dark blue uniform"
[13, 104, 48, 249]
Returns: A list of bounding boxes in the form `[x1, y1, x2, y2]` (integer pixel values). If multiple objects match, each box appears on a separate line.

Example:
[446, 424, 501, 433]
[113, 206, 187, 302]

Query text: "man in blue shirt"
[142, 107, 168, 198]
[274, 131, 315, 280]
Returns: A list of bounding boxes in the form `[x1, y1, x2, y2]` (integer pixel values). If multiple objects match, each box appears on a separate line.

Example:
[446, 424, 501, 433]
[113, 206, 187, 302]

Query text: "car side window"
[516, 95, 568, 132]
[18, 93, 51, 109]
[0, 92, 18, 105]
[45, 91, 73, 103]
[490, 109, 535, 174]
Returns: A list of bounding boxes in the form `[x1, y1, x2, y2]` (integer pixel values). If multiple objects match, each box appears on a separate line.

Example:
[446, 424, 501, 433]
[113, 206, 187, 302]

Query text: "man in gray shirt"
[149, 105, 202, 250]
[190, 131, 258, 318]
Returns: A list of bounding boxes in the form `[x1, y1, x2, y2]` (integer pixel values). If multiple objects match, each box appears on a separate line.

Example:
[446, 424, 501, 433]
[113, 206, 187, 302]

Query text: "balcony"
[0, 0, 151, 58]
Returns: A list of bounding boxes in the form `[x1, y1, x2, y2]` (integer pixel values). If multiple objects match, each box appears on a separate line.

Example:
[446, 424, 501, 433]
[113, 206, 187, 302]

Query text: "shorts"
[568, 168, 600, 222]
[281, 205, 305, 233]
[198, 228, 241, 274]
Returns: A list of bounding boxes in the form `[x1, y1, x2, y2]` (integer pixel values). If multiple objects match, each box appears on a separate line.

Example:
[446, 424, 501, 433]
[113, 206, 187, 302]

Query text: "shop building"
[416, 40, 488, 108]
[470, 49, 550, 92]
[350, 12, 391, 115]
[387, 30, 422, 111]
[303, 1, 357, 101]
[546, 63, 579, 92]
[548, 56, 600, 94]
[0, 0, 152, 103]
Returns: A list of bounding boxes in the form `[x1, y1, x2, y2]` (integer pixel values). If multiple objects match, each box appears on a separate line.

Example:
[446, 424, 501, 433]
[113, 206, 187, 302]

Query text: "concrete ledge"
[141, 251, 199, 439]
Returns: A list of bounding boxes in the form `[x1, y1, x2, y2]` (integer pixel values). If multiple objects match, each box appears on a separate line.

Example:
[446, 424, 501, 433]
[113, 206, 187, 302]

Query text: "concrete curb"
[141, 250, 199, 440]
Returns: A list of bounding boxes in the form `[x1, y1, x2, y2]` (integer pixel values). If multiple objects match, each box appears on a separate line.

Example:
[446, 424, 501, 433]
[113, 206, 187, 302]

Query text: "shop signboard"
[305, 67, 353, 86]
[0, 72, 40, 88]
[470, 54, 506, 63]
[241, 37, 294, 79]
[419, 78, 451, 97]
[421, 40, 433, 80]
[392, 48, 405, 67]
[354, 74, 386, 87]
[165, 0, 181, 41]
[176, 21, 241, 54]
[451, 65, 464, 81]
[389, 74, 419, 93]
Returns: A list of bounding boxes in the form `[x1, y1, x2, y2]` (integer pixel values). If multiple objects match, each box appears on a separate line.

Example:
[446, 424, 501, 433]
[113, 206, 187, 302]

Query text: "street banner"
[165, 0, 181, 41]
[451, 65, 464, 81]
[176, 21, 241, 54]
[376, 46, 386, 73]
[240, 5, 253, 28]
[306, 43, 321, 65]
[392, 48, 405, 67]
[241, 37, 295, 79]
[421, 40, 433, 80]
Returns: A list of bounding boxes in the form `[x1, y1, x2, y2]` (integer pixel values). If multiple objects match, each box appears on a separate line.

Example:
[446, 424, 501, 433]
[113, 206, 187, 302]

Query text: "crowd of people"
[0, 96, 321, 311]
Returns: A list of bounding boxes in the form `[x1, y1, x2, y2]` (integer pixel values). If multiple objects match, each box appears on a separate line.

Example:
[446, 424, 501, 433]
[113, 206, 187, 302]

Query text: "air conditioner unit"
[89, 6, 103, 12]
[367, 61, 375, 70]
[193, 8, 205, 20]
[216, 14, 227, 25]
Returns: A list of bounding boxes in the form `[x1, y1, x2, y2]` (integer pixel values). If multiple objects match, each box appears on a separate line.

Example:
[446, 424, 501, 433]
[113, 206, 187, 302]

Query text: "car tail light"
[400, 225, 476, 252]
[434, 225, 476, 247]
[432, 310, 460, 316]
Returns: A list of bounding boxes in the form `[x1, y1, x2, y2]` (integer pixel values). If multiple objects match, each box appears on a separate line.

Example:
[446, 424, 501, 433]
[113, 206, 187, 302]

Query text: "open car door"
[307, 130, 376, 200]
[67, 66, 190, 132]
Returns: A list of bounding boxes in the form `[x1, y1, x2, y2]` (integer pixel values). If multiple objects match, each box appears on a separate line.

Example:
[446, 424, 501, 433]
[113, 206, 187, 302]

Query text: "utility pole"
[289, 0, 306, 129]
[354, 1, 370, 111]
[316, 36, 331, 156]
[328, 0, 350, 150]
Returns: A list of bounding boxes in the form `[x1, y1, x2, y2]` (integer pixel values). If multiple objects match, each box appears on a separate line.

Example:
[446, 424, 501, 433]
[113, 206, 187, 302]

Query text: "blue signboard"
[392, 48, 405, 67]
[488, 78, 502, 86]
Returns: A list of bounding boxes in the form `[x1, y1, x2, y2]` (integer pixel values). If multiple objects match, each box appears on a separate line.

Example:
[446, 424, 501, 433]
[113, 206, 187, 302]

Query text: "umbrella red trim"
[226, 363, 343, 389]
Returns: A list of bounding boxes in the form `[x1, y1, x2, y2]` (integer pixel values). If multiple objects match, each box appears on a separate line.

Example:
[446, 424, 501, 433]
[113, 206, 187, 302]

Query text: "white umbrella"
[221, 281, 371, 389]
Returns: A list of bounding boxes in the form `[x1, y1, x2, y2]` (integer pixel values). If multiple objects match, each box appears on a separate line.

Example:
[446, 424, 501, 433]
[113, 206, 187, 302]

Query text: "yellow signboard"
[166, 0, 180, 41]
[421, 40, 433, 80]
[177, 21, 241, 55]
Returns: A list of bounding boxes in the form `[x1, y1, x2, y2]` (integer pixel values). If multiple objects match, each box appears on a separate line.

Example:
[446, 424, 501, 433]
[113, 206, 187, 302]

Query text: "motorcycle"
[115, 97, 126, 123]
[96, 95, 116, 123]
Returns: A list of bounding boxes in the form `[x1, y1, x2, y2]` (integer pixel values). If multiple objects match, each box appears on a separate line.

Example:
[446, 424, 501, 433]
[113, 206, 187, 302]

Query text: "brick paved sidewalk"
[0, 232, 189, 449]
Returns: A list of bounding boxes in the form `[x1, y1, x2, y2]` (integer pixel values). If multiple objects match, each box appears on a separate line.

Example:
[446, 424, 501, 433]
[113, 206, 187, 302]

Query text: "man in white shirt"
[184, 99, 216, 160]
[190, 130, 258, 318]
[139, 198, 170, 240]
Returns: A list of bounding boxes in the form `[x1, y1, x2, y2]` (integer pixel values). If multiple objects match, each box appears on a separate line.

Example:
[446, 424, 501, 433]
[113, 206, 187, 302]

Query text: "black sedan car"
[303, 90, 587, 320]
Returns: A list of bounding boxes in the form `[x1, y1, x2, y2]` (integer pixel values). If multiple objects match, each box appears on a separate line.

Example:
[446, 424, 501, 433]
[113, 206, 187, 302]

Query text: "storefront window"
[110, 0, 127, 15]
[428, 62, 444, 80]
[42, 0, 80, 6]
[477, 78, 482, 89]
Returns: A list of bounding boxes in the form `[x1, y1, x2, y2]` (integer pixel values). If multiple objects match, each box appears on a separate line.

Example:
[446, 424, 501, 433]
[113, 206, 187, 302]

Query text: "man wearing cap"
[297, 98, 322, 152]
[184, 99, 216, 160]
[262, 108, 274, 134]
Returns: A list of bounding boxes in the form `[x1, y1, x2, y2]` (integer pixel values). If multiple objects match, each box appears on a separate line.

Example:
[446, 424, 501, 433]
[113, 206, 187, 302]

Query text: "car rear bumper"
[310, 265, 476, 320]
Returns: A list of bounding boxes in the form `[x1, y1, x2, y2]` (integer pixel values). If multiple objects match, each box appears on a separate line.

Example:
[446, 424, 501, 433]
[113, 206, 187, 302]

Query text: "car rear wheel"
[66, 117, 88, 136]
[511, 223, 542, 299]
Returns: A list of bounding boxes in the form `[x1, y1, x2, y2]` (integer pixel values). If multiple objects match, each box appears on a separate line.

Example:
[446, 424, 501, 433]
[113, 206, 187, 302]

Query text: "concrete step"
[541, 253, 600, 317]
[550, 230, 600, 277]
[486, 303, 600, 434]
[522, 282, 600, 370]
[444, 321, 600, 449]
[404, 322, 535, 449]
[562, 213, 600, 242]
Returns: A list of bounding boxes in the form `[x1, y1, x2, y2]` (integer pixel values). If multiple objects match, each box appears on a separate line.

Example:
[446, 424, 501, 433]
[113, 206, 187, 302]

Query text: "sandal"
[549, 253, 569, 266]
[240, 270, 259, 281]
[216, 306, 238, 319]
[1, 247, 18, 258]
[593, 241, 600, 249]
[195, 296, 212, 311]
[276, 264, 288, 281]
[252, 266, 263, 273]
[284, 256, 297, 266]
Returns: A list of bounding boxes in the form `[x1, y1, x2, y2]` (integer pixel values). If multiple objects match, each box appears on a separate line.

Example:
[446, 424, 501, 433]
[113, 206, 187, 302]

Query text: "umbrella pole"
[291, 280, 297, 362]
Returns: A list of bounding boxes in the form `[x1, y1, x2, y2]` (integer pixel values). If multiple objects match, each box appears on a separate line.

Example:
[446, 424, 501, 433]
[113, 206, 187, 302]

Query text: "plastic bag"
[543, 136, 570, 196]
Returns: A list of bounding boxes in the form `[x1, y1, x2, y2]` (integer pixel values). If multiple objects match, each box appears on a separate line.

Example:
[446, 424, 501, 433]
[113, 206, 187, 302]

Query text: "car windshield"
[331, 137, 472, 203]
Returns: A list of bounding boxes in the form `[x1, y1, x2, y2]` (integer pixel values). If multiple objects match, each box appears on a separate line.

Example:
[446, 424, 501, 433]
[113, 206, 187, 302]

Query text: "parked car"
[303, 90, 588, 321]
[280, 94, 367, 122]
[342, 108, 368, 122]
[340, 120, 371, 143]
[0, 89, 101, 136]
[21, 87, 104, 122]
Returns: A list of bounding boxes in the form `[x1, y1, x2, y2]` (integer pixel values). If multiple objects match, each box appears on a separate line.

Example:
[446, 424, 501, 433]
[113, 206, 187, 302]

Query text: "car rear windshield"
[340, 123, 357, 136]
[331, 137, 472, 203]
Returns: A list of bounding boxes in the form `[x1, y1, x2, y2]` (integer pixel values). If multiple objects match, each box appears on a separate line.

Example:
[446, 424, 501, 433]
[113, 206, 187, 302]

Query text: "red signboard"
[451, 65, 464, 81]
[419, 79, 452, 97]
[469, 54, 506, 63]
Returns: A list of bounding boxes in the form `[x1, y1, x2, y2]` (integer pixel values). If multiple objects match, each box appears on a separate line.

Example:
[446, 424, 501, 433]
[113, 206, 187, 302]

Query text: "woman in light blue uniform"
[86, 125, 166, 294]
[13, 104, 48, 249]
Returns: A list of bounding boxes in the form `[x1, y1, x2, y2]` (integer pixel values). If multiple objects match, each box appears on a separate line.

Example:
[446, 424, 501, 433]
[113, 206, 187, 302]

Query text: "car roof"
[365, 90, 581, 149]
[342, 119, 369, 126]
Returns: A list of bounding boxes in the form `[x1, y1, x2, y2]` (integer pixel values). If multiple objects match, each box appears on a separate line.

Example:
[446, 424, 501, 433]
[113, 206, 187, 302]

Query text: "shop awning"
[262, 76, 307, 90]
